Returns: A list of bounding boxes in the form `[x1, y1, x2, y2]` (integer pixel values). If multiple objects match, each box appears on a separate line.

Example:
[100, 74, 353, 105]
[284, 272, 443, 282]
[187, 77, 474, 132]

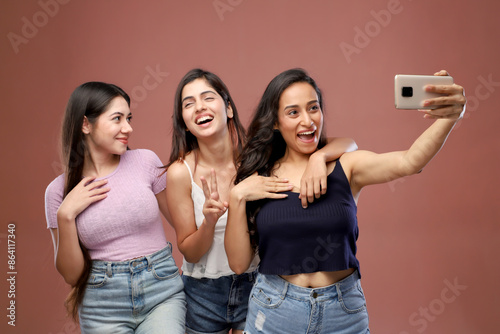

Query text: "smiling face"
[180, 78, 233, 140]
[83, 96, 133, 157]
[276, 81, 323, 157]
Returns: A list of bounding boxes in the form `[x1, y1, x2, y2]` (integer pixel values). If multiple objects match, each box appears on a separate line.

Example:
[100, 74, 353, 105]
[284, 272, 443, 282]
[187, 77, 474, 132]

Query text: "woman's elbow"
[64, 276, 79, 287]
[403, 164, 425, 177]
[230, 264, 248, 275]
[228, 256, 251, 275]
[57, 268, 80, 287]
[55, 262, 81, 287]
[183, 254, 202, 264]
[178, 243, 203, 264]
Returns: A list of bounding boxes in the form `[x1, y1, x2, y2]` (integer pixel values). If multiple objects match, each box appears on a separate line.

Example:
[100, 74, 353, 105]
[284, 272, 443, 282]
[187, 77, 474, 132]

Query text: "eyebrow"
[283, 100, 319, 111]
[181, 90, 217, 104]
[109, 111, 132, 117]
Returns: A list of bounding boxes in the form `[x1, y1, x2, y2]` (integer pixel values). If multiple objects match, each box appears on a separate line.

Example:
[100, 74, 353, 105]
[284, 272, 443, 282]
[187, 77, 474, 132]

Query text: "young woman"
[225, 69, 466, 333]
[165, 69, 357, 334]
[44, 82, 186, 333]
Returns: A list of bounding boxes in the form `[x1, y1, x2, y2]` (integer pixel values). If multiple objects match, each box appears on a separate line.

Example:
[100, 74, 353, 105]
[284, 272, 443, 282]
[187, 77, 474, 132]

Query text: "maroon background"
[1, 0, 499, 333]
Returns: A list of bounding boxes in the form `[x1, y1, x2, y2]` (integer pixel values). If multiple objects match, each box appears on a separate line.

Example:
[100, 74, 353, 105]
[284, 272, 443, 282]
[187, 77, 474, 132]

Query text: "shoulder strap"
[182, 159, 194, 183]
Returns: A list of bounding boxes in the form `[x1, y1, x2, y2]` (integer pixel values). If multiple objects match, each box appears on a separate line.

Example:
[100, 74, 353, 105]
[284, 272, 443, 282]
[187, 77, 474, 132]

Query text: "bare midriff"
[280, 268, 356, 288]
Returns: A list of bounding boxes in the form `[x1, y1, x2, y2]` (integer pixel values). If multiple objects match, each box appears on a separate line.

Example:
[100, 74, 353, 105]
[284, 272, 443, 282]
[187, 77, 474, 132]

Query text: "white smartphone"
[394, 74, 454, 109]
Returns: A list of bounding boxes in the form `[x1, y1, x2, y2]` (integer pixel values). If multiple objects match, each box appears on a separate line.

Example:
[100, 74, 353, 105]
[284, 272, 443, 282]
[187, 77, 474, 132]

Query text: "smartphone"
[394, 74, 454, 109]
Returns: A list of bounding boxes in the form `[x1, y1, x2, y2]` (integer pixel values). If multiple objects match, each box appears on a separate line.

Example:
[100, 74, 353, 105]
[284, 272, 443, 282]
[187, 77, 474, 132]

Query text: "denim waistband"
[233, 270, 257, 281]
[260, 269, 360, 301]
[183, 270, 257, 281]
[91, 243, 173, 276]
[219, 270, 257, 282]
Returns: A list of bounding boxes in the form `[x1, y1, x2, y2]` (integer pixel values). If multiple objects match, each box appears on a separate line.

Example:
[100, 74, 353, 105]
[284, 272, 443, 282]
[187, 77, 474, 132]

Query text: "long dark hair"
[61, 81, 130, 322]
[167, 69, 246, 167]
[235, 68, 327, 248]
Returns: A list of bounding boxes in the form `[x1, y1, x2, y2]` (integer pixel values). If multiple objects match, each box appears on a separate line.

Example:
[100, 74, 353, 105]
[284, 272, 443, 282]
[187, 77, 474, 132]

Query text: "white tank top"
[180, 160, 258, 278]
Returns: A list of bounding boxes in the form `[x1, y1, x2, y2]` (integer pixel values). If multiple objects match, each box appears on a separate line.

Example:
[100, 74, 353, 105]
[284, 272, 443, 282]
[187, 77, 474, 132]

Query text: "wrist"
[56, 210, 76, 224]
[201, 218, 215, 229]
[310, 150, 327, 163]
[230, 186, 247, 204]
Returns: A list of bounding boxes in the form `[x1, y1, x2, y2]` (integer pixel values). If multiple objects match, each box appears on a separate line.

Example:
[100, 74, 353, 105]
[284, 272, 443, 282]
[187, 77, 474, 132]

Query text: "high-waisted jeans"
[79, 244, 186, 334]
[244, 270, 369, 333]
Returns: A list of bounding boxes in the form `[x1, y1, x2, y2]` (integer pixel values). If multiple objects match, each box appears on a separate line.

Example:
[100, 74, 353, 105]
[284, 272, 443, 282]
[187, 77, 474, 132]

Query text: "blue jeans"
[244, 270, 369, 333]
[183, 272, 256, 334]
[79, 244, 186, 334]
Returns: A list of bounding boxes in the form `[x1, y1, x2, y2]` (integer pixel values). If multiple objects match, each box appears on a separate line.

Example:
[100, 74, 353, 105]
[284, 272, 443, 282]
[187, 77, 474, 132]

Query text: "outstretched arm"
[300, 137, 357, 208]
[343, 71, 466, 197]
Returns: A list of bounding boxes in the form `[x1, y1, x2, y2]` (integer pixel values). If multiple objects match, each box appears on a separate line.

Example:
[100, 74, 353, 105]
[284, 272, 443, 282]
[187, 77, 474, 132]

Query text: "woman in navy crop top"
[225, 69, 466, 333]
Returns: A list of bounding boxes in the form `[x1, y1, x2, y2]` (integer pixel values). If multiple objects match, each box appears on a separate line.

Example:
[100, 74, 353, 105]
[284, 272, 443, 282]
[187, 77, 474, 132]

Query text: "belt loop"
[335, 283, 342, 302]
[146, 256, 152, 271]
[106, 262, 113, 278]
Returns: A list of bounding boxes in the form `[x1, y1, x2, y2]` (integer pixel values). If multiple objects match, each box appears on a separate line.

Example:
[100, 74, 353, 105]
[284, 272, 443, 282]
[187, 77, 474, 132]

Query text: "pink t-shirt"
[45, 149, 168, 261]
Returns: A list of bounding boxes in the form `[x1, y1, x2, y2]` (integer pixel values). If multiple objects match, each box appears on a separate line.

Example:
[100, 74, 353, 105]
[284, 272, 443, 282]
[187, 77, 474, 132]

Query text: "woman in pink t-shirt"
[44, 82, 186, 333]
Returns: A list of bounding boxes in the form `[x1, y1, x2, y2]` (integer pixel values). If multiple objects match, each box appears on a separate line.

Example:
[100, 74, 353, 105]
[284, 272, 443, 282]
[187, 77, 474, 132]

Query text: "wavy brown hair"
[235, 68, 327, 248]
[60, 81, 130, 322]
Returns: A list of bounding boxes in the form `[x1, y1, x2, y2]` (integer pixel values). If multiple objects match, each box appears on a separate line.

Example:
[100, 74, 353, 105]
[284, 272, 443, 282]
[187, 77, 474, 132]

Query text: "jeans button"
[312, 292, 318, 298]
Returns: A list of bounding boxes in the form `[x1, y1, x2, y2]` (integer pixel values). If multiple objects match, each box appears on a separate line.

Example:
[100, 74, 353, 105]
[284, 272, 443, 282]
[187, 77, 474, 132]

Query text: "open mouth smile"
[297, 129, 316, 141]
[196, 115, 214, 125]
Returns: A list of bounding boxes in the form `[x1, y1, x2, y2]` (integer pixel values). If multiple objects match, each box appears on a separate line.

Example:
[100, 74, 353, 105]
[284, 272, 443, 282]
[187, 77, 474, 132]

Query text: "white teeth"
[298, 130, 315, 136]
[196, 116, 213, 124]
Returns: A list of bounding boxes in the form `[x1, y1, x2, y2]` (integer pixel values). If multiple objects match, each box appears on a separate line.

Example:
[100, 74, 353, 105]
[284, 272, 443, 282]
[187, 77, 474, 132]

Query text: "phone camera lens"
[402, 86, 413, 97]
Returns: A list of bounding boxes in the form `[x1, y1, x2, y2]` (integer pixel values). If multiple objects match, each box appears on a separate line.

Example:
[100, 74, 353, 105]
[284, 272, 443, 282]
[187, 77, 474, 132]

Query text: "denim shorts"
[182, 271, 256, 334]
[244, 270, 369, 334]
[79, 244, 186, 334]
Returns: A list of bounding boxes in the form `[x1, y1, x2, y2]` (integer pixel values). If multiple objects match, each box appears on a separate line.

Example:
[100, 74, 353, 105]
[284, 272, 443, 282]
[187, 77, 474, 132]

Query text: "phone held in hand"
[395, 74, 454, 109]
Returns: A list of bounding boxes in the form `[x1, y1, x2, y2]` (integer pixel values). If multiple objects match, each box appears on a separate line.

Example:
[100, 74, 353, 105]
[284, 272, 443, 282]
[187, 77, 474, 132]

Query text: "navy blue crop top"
[256, 160, 359, 275]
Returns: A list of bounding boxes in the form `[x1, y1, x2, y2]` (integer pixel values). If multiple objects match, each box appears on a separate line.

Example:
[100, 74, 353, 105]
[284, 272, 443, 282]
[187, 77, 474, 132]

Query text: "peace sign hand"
[200, 169, 229, 228]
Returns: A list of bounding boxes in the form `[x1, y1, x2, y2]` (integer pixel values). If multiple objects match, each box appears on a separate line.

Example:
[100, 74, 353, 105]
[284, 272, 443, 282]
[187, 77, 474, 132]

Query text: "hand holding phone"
[395, 74, 454, 109]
